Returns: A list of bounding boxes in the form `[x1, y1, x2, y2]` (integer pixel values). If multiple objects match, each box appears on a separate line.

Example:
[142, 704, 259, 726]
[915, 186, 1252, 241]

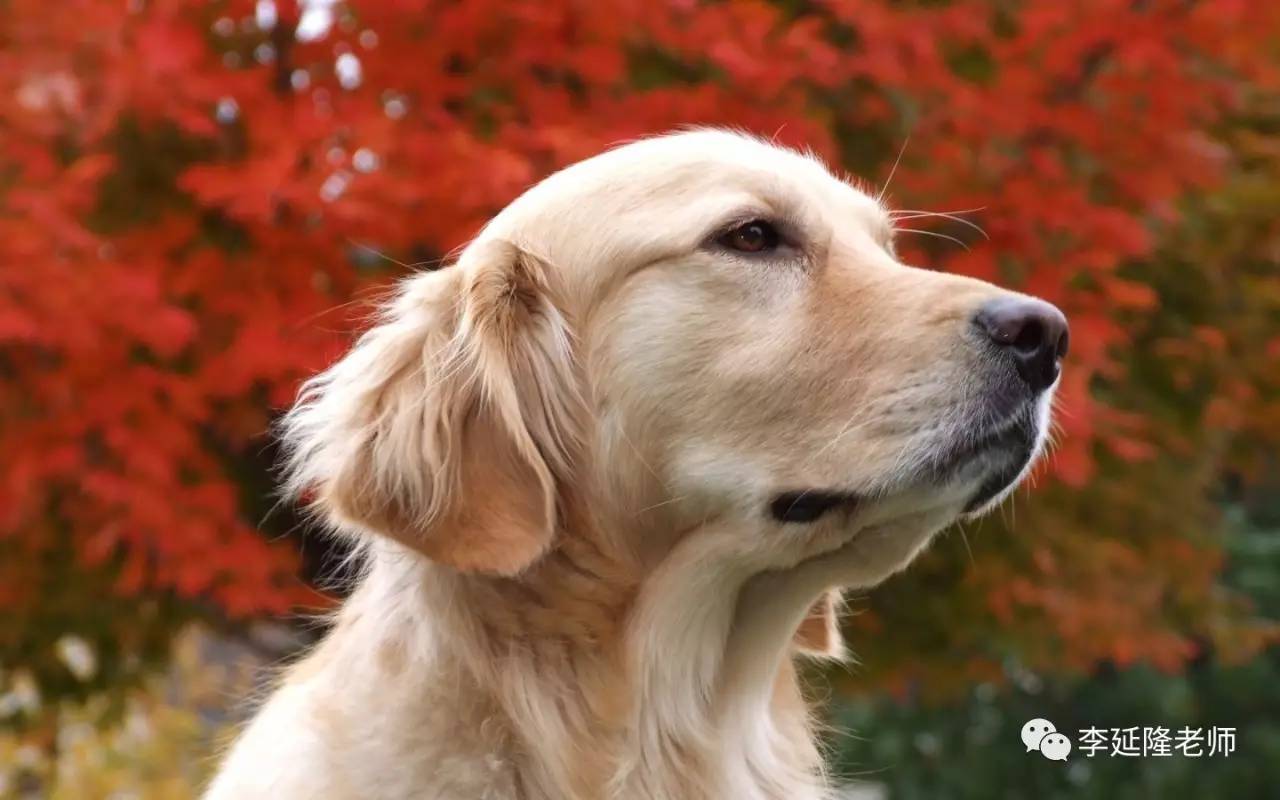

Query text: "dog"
[205, 129, 1067, 800]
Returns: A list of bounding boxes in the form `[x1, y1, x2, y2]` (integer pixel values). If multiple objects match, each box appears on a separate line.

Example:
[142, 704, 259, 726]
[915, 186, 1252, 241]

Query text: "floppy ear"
[281, 240, 581, 576]
[793, 589, 845, 660]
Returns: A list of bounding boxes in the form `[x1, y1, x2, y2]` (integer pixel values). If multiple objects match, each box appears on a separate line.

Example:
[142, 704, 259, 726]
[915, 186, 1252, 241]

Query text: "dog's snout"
[973, 297, 1069, 393]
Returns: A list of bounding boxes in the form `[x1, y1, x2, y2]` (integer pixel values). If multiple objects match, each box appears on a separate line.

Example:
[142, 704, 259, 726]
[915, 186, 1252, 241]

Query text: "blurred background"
[2, 1, 1278, 797]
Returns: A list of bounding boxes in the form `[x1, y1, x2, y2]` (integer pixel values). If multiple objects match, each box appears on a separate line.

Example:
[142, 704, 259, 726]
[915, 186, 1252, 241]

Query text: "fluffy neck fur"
[325, 518, 831, 800]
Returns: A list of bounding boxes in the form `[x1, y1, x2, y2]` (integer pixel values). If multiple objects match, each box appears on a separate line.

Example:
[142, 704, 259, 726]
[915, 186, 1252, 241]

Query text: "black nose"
[973, 297, 1069, 393]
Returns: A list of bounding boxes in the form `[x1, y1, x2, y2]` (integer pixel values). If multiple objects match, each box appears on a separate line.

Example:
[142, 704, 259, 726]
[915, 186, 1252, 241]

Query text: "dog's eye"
[720, 220, 780, 254]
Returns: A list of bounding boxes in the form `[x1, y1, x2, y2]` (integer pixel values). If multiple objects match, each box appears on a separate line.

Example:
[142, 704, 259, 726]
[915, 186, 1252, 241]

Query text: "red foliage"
[1, 1, 1277, 660]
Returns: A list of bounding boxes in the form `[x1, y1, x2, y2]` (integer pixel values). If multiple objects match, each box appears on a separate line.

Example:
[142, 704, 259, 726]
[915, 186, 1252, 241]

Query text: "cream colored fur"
[205, 130, 1058, 800]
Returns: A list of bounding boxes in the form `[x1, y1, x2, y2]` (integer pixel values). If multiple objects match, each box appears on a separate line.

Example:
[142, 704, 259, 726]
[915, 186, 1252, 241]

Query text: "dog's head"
[284, 130, 1065, 639]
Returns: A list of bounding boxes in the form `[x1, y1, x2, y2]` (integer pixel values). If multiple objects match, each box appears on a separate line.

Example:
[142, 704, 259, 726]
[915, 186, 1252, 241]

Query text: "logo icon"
[1040, 732, 1072, 761]
[1021, 718, 1071, 761]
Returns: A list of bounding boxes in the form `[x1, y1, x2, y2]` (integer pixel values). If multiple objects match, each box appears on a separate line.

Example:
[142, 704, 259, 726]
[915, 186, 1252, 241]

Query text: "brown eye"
[720, 220, 780, 254]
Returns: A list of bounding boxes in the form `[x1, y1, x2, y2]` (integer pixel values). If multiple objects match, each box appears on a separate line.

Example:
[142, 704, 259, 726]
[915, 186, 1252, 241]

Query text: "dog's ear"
[282, 240, 581, 576]
[793, 589, 845, 659]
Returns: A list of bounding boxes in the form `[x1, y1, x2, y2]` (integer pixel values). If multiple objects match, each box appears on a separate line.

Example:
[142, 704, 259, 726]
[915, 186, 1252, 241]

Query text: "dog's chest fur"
[204, 549, 827, 800]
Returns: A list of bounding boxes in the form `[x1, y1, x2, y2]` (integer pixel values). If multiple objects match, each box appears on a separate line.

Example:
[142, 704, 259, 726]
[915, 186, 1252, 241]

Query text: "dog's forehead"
[475, 130, 894, 307]
[595, 131, 880, 216]
[596, 130, 828, 180]
[497, 130, 886, 234]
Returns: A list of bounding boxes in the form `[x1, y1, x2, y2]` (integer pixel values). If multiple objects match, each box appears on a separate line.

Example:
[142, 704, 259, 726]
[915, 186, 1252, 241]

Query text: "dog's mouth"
[768, 404, 1041, 526]
[768, 490, 860, 523]
[942, 404, 1040, 512]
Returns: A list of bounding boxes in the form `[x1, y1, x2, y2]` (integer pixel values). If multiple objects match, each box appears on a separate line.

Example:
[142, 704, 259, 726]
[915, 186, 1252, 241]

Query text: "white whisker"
[889, 210, 989, 240]
[956, 522, 976, 568]
[876, 136, 910, 204]
[893, 227, 971, 251]
[889, 205, 987, 217]
[632, 495, 689, 516]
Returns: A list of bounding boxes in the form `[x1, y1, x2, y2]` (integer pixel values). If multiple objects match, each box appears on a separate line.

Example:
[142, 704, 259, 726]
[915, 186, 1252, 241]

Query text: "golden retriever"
[205, 130, 1067, 800]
